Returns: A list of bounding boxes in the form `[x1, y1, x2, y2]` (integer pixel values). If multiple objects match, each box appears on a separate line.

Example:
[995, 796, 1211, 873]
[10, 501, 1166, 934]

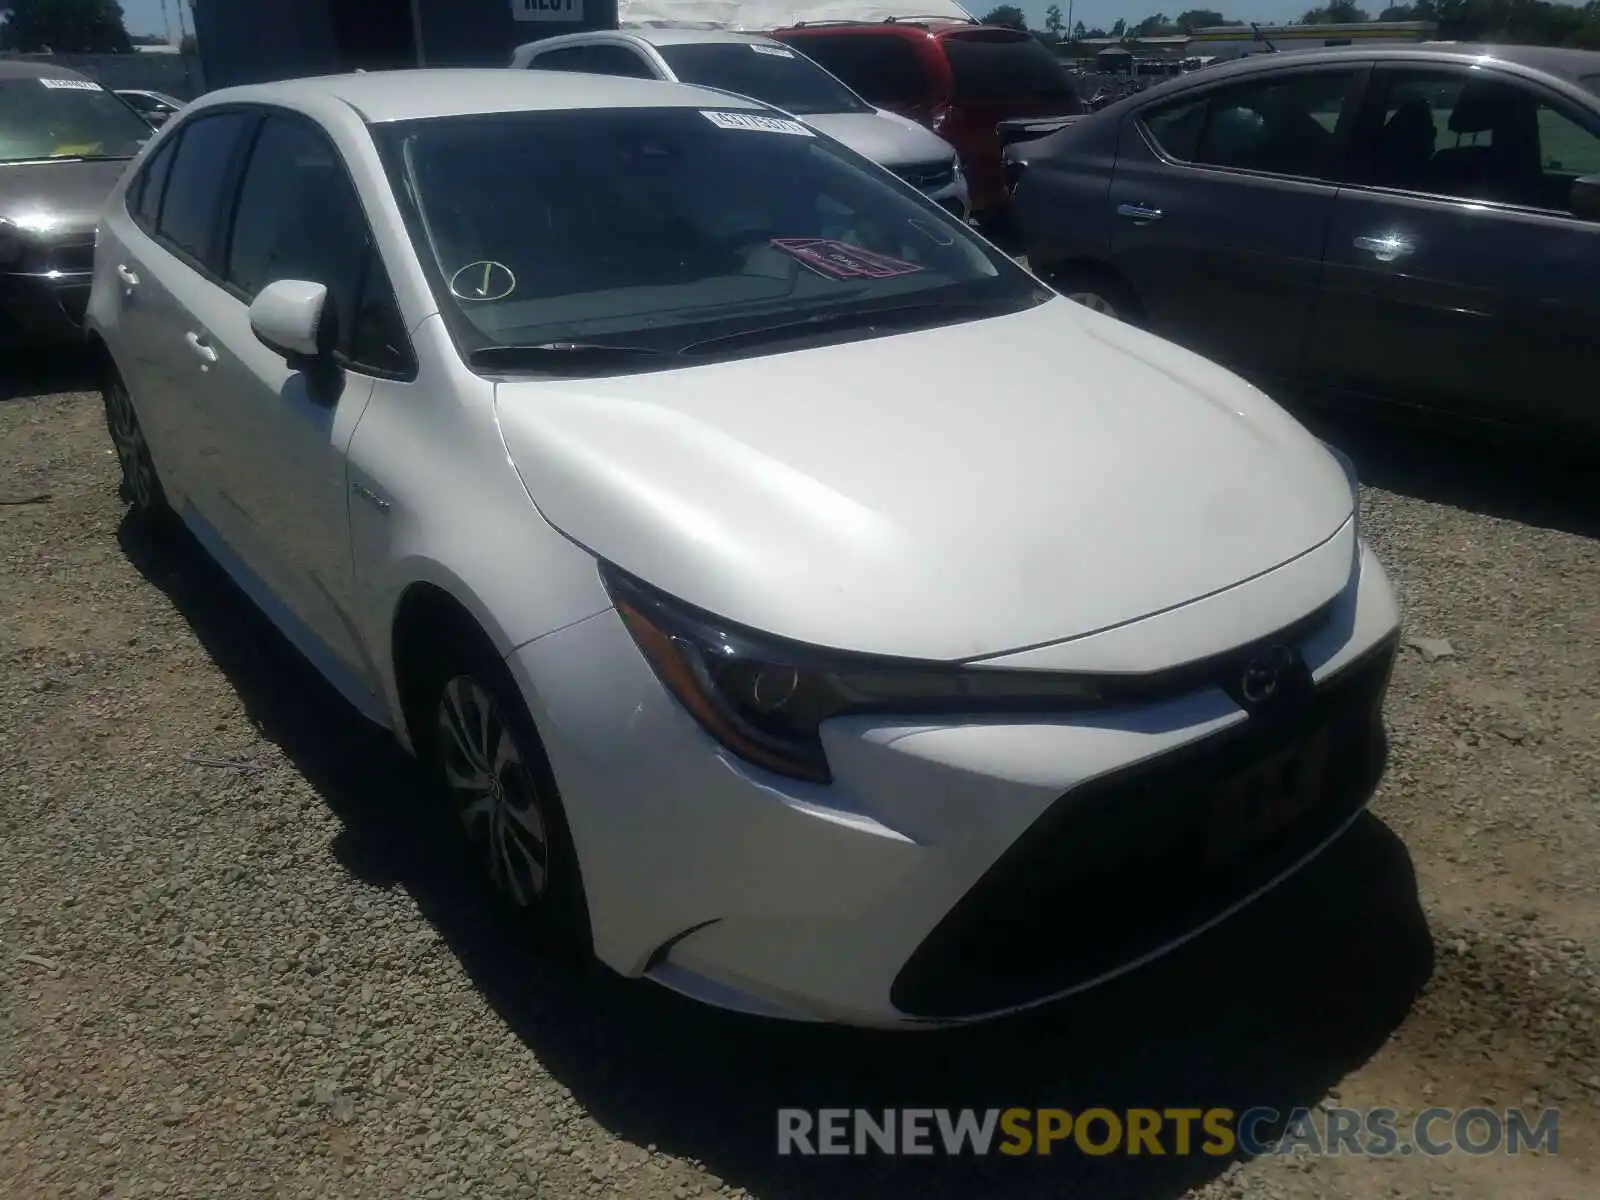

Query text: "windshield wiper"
[678, 298, 1004, 356]
[466, 342, 672, 375]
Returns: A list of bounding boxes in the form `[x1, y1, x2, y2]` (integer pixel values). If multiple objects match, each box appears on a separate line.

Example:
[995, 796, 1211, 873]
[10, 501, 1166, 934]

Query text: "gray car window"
[1141, 69, 1358, 182]
[1351, 69, 1600, 215]
[155, 111, 255, 269]
[129, 133, 179, 230]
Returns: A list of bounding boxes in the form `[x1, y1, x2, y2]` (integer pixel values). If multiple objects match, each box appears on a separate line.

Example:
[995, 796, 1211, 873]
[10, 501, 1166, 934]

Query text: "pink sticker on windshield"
[771, 238, 925, 280]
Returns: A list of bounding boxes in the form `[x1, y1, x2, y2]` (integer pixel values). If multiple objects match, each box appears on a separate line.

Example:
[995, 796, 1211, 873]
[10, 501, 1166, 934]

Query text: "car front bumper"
[507, 540, 1400, 1028]
[0, 268, 92, 350]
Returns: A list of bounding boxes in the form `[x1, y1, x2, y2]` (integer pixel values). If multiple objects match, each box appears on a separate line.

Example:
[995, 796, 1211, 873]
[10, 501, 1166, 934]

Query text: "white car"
[87, 69, 1401, 1029]
[510, 27, 970, 220]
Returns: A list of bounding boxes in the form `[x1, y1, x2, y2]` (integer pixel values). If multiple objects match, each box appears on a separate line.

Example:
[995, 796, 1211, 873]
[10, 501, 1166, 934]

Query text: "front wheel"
[420, 637, 590, 952]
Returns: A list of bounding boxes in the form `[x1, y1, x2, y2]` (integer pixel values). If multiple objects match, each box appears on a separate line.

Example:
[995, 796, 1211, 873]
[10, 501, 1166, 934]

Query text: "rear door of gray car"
[1105, 63, 1370, 386]
[1304, 60, 1600, 437]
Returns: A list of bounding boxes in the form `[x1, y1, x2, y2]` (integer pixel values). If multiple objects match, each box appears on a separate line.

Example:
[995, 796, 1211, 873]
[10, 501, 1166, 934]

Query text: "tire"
[416, 630, 591, 954]
[1044, 267, 1144, 326]
[101, 367, 172, 523]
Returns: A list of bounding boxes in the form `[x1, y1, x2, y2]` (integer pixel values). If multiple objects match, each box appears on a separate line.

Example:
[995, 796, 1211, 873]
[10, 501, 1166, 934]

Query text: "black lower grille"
[890, 635, 1398, 1020]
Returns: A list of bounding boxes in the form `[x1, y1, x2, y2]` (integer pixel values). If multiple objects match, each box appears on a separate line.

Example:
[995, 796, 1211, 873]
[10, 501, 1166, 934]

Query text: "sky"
[120, 0, 189, 40]
[111, 0, 1580, 45]
[110, 0, 1376, 41]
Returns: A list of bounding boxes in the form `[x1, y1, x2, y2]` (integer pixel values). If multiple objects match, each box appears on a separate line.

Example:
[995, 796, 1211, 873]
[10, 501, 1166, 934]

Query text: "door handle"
[1116, 203, 1163, 223]
[185, 331, 218, 364]
[1353, 234, 1412, 263]
[116, 263, 139, 287]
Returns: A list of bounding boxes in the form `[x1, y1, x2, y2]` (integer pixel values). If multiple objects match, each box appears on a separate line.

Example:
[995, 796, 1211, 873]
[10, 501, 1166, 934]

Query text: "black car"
[1004, 45, 1600, 442]
[1, 63, 155, 348]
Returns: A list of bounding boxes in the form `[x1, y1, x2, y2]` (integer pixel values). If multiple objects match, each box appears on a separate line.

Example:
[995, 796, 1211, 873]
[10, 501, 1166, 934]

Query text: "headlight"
[603, 566, 1104, 784]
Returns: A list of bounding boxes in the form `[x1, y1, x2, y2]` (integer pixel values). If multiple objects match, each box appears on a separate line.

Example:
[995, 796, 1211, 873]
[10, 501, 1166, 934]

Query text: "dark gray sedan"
[1, 62, 154, 349]
[1004, 45, 1600, 442]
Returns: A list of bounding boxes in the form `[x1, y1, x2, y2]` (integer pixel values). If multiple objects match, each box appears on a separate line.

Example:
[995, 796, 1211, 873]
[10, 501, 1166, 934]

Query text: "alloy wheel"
[104, 378, 158, 511]
[436, 675, 550, 907]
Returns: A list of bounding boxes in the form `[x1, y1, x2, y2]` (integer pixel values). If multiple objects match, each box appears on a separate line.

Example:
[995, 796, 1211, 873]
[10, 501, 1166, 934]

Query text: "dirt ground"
[1, 357, 1597, 1200]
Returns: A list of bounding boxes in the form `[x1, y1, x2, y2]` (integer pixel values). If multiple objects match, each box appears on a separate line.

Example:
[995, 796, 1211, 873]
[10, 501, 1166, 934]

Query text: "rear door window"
[128, 132, 179, 230]
[154, 110, 256, 271]
[783, 34, 928, 108]
[942, 32, 1078, 103]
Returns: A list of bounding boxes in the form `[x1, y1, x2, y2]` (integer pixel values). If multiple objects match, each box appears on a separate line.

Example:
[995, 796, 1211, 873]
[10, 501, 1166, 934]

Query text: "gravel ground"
[1, 358, 1597, 1200]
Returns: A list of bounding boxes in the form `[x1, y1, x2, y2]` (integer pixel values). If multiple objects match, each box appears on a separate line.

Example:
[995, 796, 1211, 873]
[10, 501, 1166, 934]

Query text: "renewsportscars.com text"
[776, 1106, 1560, 1158]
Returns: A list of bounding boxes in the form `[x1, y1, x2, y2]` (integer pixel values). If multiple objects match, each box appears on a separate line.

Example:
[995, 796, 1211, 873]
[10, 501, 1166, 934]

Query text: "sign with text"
[512, 0, 585, 21]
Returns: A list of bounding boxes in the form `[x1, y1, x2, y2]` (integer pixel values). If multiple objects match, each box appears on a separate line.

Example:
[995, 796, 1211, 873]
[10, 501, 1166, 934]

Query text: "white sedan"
[87, 69, 1401, 1028]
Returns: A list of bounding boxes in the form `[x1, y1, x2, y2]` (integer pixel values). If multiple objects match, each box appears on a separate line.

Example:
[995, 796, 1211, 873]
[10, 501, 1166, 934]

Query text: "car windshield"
[655, 42, 873, 115]
[0, 78, 152, 163]
[942, 32, 1080, 102]
[377, 106, 1042, 363]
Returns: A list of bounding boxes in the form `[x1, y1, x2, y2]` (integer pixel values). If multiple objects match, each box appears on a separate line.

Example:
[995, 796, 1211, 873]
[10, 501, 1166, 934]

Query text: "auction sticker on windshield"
[771, 238, 926, 280]
[39, 78, 104, 91]
[701, 111, 813, 136]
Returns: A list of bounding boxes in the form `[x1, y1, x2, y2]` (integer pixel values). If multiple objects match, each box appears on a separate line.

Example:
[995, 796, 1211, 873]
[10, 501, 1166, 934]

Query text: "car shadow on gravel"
[119, 513, 1437, 1200]
[0, 349, 99, 403]
[1296, 407, 1600, 542]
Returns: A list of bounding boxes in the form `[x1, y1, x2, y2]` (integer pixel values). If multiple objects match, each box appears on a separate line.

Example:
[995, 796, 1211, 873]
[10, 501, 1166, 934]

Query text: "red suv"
[770, 19, 1083, 220]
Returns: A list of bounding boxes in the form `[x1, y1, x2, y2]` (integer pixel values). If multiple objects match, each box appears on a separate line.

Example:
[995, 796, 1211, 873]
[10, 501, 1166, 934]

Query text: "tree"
[980, 4, 1029, 29]
[1301, 1, 1372, 22]
[1044, 3, 1065, 37]
[178, 33, 197, 55]
[1173, 9, 1227, 29]
[1111, 17, 1127, 36]
[0, 0, 134, 53]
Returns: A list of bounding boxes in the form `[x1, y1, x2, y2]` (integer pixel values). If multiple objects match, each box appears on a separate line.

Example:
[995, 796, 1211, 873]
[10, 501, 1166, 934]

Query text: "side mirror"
[249, 279, 329, 362]
[1570, 174, 1600, 222]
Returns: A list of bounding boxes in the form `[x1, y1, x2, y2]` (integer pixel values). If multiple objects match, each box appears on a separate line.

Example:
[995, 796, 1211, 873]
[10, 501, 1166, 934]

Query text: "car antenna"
[1250, 22, 1278, 53]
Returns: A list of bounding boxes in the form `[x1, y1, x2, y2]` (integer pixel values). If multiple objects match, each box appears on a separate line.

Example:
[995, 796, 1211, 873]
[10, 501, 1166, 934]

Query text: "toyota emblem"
[1240, 645, 1297, 705]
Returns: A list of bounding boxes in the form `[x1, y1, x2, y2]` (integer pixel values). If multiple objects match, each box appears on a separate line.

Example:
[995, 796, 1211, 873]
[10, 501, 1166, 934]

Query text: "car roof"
[1144, 42, 1599, 92]
[583, 27, 782, 48]
[0, 61, 94, 82]
[191, 68, 768, 124]
[1093, 42, 1600, 117]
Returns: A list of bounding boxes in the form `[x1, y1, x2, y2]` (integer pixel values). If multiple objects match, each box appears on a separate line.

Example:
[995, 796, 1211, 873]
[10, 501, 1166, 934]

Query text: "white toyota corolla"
[87, 69, 1400, 1028]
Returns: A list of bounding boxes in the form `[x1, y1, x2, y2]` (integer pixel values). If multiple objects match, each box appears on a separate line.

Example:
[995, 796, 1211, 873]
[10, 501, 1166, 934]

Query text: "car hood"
[804, 110, 956, 169]
[494, 298, 1354, 662]
[0, 157, 127, 238]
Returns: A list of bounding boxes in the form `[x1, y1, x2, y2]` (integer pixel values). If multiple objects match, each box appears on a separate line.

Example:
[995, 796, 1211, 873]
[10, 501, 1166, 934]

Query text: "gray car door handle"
[1116, 203, 1163, 223]
[185, 331, 218, 364]
[116, 263, 139, 287]
[1353, 234, 1412, 263]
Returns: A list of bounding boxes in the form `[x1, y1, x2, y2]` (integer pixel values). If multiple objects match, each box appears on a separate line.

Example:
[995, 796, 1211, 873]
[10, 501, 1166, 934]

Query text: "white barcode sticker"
[750, 43, 795, 58]
[39, 77, 104, 91]
[700, 110, 812, 137]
